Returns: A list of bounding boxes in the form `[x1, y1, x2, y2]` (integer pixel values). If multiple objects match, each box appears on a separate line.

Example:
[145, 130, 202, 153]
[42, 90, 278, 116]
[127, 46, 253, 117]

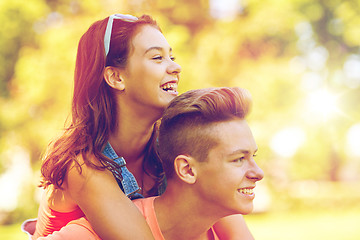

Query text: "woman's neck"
[108, 117, 155, 163]
[110, 97, 161, 162]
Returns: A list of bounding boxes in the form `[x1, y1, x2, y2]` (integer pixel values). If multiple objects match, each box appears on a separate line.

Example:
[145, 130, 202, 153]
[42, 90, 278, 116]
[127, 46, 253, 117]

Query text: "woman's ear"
[174, 155, 197, 184]
[103, 66, 125, 91]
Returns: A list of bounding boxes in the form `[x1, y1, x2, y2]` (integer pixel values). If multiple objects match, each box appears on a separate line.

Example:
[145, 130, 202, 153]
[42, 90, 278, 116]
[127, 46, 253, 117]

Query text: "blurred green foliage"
[1, 0, 360, 228]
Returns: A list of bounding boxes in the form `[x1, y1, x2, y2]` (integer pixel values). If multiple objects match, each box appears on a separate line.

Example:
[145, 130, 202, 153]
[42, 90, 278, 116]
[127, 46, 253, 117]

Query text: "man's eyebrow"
[144, 46, 172, 54]
[228, 148, 258, 156]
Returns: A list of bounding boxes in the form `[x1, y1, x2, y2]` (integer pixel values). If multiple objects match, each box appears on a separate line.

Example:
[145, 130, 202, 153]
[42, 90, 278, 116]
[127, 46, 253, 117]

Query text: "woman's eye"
[170, 56, 176, 61]
[152, 56, 163, 60]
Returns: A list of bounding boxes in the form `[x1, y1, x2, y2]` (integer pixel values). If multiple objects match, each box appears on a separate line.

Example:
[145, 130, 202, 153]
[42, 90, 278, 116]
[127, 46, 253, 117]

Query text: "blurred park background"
[1, 0, 360, 239]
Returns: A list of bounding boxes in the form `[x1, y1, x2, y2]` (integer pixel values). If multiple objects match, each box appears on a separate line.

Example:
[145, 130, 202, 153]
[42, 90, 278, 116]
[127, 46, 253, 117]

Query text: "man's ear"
[103, 66, 125, 91]
[174, 155, 197, 184]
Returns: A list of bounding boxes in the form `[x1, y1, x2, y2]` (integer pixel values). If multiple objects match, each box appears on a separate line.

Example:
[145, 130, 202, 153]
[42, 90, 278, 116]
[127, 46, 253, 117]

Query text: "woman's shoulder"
[66, 153, 121, 198]
[66, 154, 102, 190]
[43, 155, 93, 212]
[45, 183, 79, 212]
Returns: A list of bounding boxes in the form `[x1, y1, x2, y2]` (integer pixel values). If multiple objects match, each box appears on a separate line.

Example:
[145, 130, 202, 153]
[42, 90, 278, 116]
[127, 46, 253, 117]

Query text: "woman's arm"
[66, 161, 155, 240]
[213, 214, 254, 240]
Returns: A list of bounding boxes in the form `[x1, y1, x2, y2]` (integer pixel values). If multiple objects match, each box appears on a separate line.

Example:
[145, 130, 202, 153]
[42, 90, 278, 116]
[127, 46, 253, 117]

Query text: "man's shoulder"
[132, 196, 157, 215]
[208, 226, 220, 240]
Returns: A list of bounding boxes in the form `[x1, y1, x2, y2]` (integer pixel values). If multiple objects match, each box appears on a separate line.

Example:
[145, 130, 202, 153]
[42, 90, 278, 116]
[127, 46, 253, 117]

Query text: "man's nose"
[247, 160, 264, 181]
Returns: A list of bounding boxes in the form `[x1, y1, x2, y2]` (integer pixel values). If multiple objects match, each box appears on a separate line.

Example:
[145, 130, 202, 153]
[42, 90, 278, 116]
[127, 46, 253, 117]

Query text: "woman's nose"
[167, 60, 181, 75]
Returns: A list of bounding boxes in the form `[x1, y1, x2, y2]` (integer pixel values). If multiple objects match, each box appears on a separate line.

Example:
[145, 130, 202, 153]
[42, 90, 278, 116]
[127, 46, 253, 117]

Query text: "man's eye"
[234, 157, 245, 163]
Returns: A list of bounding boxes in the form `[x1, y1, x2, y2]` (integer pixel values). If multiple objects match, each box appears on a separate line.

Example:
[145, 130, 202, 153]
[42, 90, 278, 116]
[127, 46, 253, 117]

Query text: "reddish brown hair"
[40, 15, 163, 193]
[158, 87, 252, 179]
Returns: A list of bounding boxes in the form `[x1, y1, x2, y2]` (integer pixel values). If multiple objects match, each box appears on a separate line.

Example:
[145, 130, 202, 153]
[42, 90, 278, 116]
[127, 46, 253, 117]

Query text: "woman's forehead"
[131, 25, 171, 53]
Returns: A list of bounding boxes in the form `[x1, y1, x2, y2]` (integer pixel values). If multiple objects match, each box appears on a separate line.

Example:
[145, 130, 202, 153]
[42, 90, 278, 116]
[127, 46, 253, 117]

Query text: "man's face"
[195, 119, 264, 216]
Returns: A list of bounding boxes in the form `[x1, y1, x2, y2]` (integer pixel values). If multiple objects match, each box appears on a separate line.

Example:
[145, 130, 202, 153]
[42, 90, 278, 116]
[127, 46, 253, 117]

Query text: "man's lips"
[238, 186, 256, 196]
[238, 188, 254, 195]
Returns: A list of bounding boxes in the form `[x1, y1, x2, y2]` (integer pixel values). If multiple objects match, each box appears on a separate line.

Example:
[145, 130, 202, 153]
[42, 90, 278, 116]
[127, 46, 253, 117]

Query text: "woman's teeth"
[162, 83, 177, 92]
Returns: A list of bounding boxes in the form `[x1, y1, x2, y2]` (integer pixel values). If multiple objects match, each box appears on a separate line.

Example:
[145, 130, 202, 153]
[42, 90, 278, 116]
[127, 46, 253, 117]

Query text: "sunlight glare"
[0, 147, 32, 211]
[306, 89, 338, 120]
[209, 0, 244, 19]
[270, 127, 306, 158]
[346, 123, 360, 157]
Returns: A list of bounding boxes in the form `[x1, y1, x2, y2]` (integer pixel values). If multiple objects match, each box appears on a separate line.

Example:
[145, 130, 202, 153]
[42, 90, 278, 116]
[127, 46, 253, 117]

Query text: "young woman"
[31, 14, 254, 240]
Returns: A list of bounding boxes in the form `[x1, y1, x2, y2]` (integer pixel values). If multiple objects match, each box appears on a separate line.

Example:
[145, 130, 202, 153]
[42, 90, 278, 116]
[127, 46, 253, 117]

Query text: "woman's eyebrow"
[144, 46, 172, 54]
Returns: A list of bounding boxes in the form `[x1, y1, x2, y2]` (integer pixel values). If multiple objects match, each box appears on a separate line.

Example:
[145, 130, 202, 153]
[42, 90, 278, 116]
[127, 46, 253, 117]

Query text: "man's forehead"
[209, 120, 256, 155]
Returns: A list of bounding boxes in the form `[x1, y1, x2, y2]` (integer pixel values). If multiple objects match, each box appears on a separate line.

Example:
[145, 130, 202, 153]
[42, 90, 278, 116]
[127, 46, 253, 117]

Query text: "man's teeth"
[239, 188, 254, 195]
[162, 83, 177, 91]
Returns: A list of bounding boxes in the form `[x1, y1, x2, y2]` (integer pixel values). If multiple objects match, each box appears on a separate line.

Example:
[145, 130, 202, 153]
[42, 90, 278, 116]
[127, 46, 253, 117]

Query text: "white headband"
[104, 14, 138, 56]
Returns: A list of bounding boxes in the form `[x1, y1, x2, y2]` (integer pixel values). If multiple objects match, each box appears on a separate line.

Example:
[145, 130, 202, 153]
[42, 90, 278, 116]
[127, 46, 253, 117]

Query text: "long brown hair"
[40, 15, 164, 193]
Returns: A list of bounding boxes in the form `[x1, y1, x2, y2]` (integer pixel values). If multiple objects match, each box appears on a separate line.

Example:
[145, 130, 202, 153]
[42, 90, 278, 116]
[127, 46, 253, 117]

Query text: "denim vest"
[102, 142, 144, 200]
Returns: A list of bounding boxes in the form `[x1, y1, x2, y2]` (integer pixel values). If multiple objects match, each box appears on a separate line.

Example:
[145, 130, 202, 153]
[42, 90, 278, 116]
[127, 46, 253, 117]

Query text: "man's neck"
[154, 186, 221, 240]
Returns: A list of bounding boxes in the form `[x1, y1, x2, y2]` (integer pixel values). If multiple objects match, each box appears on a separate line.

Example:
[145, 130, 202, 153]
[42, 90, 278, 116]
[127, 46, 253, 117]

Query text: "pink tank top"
[33, 196, 85, 239]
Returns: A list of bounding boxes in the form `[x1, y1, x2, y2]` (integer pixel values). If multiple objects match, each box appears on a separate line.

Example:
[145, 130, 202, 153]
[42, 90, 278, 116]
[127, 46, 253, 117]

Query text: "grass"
[1, 209, 360, 240]
[0, 223, 26, 240]
[245, 209, 360, 240]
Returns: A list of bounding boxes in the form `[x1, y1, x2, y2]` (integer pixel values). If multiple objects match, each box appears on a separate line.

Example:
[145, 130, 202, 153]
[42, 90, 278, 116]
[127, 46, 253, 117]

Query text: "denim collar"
[102, 142, 143, 199]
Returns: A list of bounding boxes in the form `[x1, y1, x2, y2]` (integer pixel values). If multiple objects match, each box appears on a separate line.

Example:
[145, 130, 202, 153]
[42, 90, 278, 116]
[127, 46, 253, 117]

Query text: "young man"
[137, 87, 264, 240]
[32, 87, 264, 240]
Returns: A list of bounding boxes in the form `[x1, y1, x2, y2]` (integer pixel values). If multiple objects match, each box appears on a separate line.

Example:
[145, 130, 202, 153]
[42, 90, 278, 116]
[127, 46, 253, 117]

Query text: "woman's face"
[120, 25, 181, 115]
